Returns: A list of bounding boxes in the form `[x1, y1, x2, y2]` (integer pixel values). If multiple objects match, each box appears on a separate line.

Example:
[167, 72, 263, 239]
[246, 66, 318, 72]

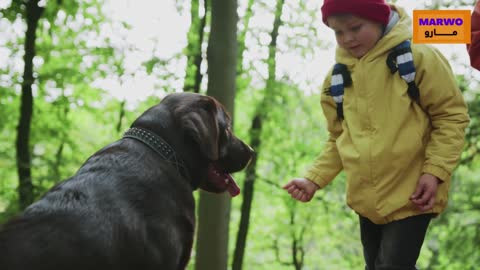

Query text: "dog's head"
[154, 93, 254, 196]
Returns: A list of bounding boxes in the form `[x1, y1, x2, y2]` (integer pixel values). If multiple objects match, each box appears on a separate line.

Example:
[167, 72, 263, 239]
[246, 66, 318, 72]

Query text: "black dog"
[0, 93, 253, 270]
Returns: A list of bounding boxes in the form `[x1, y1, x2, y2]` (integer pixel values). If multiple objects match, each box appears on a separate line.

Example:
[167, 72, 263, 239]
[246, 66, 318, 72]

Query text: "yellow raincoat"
[305, 6, 470, 224]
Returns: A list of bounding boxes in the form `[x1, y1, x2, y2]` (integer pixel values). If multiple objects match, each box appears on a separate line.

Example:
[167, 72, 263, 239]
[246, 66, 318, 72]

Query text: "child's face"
[327, 14, 383, 58]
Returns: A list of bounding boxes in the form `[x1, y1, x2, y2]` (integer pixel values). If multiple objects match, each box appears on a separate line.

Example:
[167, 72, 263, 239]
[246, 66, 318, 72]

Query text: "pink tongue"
[226, 174, 240, 197]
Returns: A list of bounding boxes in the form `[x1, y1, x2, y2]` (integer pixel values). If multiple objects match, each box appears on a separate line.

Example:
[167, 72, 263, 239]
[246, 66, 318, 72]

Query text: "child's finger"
[296, 190, 306, 201]
[299, 191, 306, 201]
[419, 196, 435, 211]
[412, 188, 431, 205]
[291, 189, 301, 198]
[283, 182, 294, 189]
[287, 185, 297, 194]
[410, 182, 425, 200]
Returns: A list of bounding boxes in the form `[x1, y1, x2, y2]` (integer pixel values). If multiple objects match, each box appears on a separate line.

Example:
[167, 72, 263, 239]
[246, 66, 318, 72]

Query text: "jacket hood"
[335, 5, 412, 64]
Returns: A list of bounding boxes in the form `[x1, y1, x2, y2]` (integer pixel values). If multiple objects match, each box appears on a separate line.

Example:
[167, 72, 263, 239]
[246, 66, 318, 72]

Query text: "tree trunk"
[236, 0, 254, 77]
[194, 0, 237, 269]
[53, 142, 64, 183]
[116, 99, 126, 133]
[16, 0, 44, 210]
[232, 115, 260, 270]
[53, 92, 70, 183]
[183, 0, 207, 93]
[232, 0, 284, 269]
[289, 211, 305, 270]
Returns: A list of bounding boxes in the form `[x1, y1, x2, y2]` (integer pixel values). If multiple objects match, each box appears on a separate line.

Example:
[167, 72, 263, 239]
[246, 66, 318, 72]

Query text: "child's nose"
[343, 33, 355, 43]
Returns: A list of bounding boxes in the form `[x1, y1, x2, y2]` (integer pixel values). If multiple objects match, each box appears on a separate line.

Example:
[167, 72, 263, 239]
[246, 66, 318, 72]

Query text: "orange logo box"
[413, 10, 471, 44]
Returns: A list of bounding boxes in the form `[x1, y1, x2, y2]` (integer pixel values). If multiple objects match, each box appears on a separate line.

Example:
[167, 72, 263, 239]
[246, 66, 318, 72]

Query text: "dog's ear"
[177, 97, 220, 161]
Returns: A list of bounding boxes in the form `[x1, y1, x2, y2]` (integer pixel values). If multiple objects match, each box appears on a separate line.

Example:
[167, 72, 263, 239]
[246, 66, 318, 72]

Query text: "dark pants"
[359, 214, 435, 270]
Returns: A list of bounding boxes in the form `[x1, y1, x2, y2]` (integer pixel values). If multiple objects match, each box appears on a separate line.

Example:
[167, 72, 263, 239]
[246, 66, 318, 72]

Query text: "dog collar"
[123, 127, 197, 189]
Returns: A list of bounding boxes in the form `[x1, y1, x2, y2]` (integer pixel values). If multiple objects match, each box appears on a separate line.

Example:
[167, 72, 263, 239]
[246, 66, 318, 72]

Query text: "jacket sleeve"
[415, 45, 470, 182]
[304, 75, 344, 188]
[467, 1, 480, 70]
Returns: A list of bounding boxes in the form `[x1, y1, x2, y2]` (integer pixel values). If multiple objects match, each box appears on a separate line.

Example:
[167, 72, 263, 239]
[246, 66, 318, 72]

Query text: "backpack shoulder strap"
[330, 63, 351, 120]
[330, 40, 418, 120]
[386, 40, 420, 104]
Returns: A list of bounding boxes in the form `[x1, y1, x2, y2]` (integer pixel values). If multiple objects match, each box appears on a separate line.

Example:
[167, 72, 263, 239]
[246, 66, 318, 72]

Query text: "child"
[468, 0, 480, 70]
[283, 0, 470, 269]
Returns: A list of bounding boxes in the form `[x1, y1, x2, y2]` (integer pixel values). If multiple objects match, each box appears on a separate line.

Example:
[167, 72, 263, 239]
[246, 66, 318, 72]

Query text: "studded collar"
[123, 127, 196, 189]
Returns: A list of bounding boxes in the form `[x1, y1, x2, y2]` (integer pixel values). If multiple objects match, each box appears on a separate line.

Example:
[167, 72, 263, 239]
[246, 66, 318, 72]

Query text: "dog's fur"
[0, 93, 253, 270]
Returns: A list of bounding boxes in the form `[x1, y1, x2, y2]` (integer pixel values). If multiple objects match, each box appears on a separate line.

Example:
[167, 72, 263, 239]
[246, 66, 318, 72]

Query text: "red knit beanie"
[321, 0, 391, 26]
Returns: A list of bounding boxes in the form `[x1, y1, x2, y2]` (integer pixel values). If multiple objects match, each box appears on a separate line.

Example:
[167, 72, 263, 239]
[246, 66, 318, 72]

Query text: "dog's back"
[0, 140, 194, 270]
[0, 210, 107, 270]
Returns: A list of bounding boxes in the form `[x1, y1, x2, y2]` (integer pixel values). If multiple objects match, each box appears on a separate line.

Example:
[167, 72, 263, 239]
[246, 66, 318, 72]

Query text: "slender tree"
[194, 0, 237, 268]
[183, 0, 208, 93]
[16, 0, 45, 210]
[273, 209, 311, 270]
[51, 90, 70, 184]
[236, 0, 254, 77]
[232, 0, 285, 269]
[116, 99, 126, 133]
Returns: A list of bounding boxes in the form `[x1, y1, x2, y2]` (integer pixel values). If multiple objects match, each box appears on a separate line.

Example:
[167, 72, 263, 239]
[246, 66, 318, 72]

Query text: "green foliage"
[0, 0, 123, 219]
[459, 74, 480, 164]
[0, 0, 24, 21]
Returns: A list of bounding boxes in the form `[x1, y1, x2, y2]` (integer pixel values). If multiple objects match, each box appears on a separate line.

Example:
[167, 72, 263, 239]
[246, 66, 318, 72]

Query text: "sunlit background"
[0, 0, 477, 107]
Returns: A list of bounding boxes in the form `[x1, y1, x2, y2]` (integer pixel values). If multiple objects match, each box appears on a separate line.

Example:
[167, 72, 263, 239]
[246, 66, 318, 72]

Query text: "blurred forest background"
[0, 0, 479, 269]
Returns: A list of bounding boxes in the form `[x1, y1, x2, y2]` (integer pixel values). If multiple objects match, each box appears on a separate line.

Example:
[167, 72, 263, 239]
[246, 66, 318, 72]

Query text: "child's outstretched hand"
[410, 173, 441, 212]
[283, 178, 320, 202]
